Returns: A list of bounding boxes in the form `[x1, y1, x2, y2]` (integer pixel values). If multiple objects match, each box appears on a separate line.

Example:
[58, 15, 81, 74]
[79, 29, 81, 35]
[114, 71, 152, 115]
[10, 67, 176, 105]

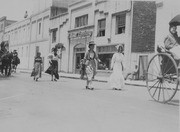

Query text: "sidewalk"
[19, 69, 147, 87]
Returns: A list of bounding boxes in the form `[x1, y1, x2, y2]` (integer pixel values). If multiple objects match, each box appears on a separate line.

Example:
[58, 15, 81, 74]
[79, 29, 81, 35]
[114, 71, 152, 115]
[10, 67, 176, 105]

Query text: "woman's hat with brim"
[88, 41, 96, 47]
[115, 43, 124, 49]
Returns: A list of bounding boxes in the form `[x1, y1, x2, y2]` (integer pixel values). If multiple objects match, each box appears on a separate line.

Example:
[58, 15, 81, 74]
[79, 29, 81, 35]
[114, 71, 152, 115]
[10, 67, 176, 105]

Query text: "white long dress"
[109, 53, 125, 89]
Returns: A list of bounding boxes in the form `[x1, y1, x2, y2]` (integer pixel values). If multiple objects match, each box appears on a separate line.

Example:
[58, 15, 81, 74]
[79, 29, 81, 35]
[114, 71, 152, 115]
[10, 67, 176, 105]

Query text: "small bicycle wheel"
[146, 53, 179, 103]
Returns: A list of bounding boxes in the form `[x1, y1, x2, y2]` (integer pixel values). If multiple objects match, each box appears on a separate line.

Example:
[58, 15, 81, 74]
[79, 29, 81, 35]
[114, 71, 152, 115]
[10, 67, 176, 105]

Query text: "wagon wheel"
[146, 53, 179, 103]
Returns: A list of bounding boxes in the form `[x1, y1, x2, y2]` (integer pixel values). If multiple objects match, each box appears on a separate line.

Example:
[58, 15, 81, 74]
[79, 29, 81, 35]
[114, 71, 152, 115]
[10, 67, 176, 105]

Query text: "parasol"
[55, 43, 64, 49]
[169, 14, 180, 26]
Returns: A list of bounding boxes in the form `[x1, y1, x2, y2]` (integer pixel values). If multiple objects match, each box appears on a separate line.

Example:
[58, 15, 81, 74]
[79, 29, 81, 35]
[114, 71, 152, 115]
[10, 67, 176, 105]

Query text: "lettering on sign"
[69, 31, 92, 39]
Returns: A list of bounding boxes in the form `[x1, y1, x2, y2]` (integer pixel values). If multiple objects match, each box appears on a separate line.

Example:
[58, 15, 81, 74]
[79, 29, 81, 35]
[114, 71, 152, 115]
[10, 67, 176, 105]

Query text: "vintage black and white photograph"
[0, 0, 179, 131]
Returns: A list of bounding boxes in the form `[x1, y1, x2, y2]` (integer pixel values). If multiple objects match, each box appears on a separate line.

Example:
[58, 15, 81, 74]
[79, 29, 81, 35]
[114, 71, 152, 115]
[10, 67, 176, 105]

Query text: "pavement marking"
[0, 94, 24, 101]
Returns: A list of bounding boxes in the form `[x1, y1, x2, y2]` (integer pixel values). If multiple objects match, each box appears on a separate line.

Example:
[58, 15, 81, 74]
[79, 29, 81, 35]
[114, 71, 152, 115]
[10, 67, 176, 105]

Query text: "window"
[52, 29, 57, 43]
[97, 45, 117, 70]
[75, 15, 88, 28]
[35, 46, 39, 56]
[39, 22, 41, 35]
[21, 47, 23, 57]
[97, 19, 106, 37]
[26, 46, 28, 57]
[116, 14, 126, 34]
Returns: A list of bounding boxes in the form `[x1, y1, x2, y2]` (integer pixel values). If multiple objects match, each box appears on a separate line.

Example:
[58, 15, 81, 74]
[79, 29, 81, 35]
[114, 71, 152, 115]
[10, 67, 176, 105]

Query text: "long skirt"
[85, 60, 96, 81]
[45, 60, 59, 79]
[109, 63, 124, 89]
[34, 62, 42, 78]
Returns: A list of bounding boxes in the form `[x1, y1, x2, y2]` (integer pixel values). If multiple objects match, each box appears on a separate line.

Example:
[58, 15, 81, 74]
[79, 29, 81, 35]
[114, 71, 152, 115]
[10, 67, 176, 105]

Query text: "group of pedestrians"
[31, 22, 180, 90]
[31, 47, 60, 82]
[80, 41, 125, 90]
[31, 41, 125, 91]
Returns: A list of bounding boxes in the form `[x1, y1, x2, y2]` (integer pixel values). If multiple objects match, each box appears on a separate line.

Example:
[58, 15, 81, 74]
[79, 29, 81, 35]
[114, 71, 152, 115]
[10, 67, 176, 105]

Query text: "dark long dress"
[45, 53, 59, 79]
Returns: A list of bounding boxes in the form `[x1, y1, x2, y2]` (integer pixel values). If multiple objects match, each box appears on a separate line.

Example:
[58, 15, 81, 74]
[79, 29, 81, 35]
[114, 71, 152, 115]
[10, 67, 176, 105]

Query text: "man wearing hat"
[84, 41, 102, 90]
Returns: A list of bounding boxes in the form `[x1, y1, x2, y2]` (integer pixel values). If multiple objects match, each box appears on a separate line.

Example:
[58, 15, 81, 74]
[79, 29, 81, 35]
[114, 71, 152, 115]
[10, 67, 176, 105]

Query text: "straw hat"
[88, 41, 96, 48]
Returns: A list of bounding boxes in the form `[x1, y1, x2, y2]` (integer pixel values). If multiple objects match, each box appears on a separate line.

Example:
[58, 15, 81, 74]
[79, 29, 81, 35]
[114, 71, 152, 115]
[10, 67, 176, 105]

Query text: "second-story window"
[116, 13, 126, 34]
[39, 22, 41, 35]
[97, 19, 106, 37]
[75, 14, 88, 28]
[52, 29, 57, 43]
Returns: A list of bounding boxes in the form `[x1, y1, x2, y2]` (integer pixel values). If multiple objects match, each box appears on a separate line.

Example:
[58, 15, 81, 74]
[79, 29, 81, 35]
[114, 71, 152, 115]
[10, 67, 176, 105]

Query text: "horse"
[0, 52, 13, 76]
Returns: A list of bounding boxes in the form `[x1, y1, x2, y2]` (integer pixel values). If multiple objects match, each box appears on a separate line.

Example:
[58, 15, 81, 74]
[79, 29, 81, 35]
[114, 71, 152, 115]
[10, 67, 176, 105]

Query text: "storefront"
[68, 28, 93, 73]
[74, 44, 85, 73]
[96, 45, 117, 71]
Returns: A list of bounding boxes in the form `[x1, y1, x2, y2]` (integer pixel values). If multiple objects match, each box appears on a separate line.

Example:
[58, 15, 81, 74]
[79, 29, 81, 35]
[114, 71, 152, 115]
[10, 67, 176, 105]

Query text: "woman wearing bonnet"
[109, 43, 125, 90]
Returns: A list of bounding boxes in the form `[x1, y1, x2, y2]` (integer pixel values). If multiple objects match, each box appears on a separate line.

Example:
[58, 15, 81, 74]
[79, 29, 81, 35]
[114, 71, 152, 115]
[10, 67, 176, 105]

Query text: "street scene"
[0, 72, 179, 132]
[0, 0, 180, 132]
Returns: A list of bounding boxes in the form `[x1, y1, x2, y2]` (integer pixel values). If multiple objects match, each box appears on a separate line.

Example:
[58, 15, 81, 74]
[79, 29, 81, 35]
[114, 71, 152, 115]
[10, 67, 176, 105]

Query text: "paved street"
[0, 72, 179, 132]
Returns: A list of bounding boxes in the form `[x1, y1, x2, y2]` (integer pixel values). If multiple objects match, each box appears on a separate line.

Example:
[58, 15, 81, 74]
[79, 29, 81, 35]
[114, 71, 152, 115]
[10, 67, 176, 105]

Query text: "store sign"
[69, 31, 92, 39]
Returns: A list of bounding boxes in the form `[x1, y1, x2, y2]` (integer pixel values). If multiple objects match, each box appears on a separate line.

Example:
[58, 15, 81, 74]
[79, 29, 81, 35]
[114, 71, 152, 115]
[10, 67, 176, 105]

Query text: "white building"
[0, 17, 16, 44]
[68, 0, 156, 79]
[49, 9, 69, 72]
[3, 0, 157, 80]
[3, 8, 50, 70]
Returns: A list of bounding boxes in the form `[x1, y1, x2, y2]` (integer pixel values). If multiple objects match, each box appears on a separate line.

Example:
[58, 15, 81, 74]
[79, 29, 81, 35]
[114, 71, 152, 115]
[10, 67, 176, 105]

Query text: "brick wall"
[131, 1, 156, 53]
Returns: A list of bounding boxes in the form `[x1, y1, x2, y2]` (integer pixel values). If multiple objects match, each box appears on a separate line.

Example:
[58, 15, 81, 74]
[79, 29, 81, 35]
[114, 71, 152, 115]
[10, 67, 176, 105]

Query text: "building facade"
[67, 0, 156, 78]
[2, 0, 157, 79]
[3, 9, 50, 70]
[49, 7, 69, 72]
[0, 16, 16, 44]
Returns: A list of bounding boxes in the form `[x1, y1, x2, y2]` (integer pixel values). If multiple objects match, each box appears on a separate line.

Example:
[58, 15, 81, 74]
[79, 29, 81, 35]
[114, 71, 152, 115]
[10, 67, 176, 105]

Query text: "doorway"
[75, 53, 85, 74]
[74, 43, 86, 74]
[138, 55, 148, 80]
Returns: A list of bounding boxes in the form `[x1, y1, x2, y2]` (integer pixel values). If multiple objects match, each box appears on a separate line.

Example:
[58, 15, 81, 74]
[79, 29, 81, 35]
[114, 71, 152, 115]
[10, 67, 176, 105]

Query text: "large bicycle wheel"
[146, 53, 179, 103]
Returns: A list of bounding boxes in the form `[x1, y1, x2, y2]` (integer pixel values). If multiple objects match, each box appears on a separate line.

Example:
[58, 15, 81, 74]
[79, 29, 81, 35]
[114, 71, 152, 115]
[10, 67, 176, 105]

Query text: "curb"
[19, 70, 146, 87]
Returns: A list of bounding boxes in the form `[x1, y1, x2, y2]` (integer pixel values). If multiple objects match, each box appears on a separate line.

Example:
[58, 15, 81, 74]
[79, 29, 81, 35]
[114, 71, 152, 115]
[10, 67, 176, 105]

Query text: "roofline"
[69, 0, 86, 7]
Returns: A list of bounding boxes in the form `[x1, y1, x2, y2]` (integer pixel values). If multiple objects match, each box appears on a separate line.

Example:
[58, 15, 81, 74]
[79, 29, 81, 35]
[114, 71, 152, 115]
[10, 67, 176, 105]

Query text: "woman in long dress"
[46, 47, 60, 81]
[84, 41, 101, 90]
[33, 52, 42, 81]
[109, 44, 125, 90]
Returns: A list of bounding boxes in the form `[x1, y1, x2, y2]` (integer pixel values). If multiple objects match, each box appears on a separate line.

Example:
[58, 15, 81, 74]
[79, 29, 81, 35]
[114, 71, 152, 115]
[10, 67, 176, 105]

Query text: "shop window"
[116, 14, 126, 34]
[97, 45, 116, 70]
[75, 15, 88, 28]
[98, 54, 113, 70]
[97, 19, 106, 37]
